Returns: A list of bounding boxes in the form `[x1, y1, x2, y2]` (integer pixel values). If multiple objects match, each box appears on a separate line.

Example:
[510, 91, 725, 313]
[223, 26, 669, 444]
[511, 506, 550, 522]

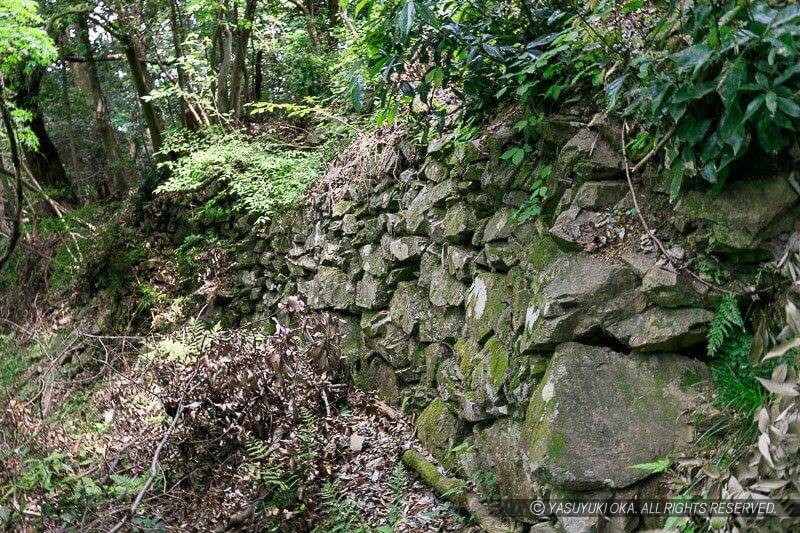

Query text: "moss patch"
[527, 234, 560, 271]
[548, 431, 567, 459]
[485, 337, 509, 388]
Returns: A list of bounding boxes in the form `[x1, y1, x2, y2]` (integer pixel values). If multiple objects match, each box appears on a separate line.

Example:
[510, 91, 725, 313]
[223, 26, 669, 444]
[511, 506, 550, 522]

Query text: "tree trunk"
[0, 75, 26, 274]
[13, 68, 73, 200]
[168, 0, 201, 130]
[122, 37, 163, 155]
[253, 48, 263, 102]
[59, 62, 80, 179]
[74, 17, 122, 195]
[328, 0, 339, 27]
[215, 18, 232, 115]
[230, 0, 258, 118]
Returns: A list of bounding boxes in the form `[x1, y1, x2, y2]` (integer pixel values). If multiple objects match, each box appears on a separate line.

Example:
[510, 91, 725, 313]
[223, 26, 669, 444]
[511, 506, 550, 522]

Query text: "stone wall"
[206, 111, 798, 521]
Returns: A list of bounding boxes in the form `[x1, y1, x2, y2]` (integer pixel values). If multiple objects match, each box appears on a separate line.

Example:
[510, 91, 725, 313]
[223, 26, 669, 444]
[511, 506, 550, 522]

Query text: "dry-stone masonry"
[190, 110, 799, 526]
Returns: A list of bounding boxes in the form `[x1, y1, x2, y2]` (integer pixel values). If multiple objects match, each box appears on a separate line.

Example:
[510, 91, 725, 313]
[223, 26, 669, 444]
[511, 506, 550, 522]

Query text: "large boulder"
[675, 174, 799, 252]
[641, 266, 714, 309]
[517, 255, 643, 352]
[609, 307, 713, 352]
[389, 282, 429, 334]
[405, 179, 458, 233]
[559, 129, 625, 181]
[523, 342, 706, 490]
[429, 265, 467, 307]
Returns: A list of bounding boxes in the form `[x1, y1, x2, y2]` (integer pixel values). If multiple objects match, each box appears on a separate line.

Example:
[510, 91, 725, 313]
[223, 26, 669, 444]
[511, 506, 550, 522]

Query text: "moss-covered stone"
[429, 265, 467, 307]
[675, 174, 798, 252]
[485, 336, 509, 389]
[525, 234, 561, 271]
[415, 397, 465, 470]
[609, 307, 713, 352]
[523, 342, 708, 491]
[465, 272, 512, 344]
[389, 281, 429, 334]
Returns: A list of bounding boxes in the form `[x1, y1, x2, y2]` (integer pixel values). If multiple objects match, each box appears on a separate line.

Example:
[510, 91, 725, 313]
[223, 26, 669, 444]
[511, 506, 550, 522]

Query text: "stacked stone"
[219, 111, 798, 522]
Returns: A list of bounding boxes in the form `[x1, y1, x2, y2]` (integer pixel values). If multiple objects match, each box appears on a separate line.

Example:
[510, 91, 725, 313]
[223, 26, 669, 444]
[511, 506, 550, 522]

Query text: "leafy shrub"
[356, 0, 591, 123]
[615, 1, 800, 199]
[156, 128, 321, 218]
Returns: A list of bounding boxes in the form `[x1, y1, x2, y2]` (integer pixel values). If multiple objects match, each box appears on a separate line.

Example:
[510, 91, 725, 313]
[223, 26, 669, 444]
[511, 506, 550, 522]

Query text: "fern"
[386, 463, 407, 527]
[708, 294, 744, 357]
[243, 435, 299, 505]
[314, 482, 369, 533]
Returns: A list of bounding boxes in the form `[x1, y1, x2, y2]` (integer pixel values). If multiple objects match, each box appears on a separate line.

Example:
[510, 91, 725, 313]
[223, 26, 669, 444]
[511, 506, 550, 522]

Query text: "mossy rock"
[523, 342, 707, 491]
[415, 397, 465, 470]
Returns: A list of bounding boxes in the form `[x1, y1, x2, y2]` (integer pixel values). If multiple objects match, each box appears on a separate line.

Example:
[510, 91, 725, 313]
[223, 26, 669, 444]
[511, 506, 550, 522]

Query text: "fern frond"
[314, 482, 369, 533]
[708, 294, 744, 357]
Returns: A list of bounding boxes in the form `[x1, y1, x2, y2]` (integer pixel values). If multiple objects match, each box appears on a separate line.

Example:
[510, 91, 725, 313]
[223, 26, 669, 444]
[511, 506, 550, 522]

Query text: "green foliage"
[174, 232, 229, 288]
[156, 128, 321, 218]
[0, 0, 57, 75]
[708, 294, 745, 357]
[629, 456, 671, 474]
[711, 329, 766, 416]
[314, 481, 370, 533]
[243, 435, 299, 505]
[384, 463, 407, 529]
[616, 2, 800, 198]
[0, 333, 28, 397]
[516, 164, 551, 221]
[357, 1, 594, 124]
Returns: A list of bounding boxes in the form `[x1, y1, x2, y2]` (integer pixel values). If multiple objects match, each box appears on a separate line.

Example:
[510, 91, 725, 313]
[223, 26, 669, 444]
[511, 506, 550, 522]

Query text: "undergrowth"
[156, 128, 321, 219]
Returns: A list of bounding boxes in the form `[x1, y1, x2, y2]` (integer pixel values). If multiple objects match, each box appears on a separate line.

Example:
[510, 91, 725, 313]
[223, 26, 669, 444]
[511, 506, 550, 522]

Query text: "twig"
[108, 360, 201, 532]
[621, 121, 722, 293]
[630, 123, 678, 174]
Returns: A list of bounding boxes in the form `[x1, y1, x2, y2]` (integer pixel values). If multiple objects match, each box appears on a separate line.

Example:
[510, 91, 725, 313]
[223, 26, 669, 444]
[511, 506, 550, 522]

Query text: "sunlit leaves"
[0, 0, 56, 75]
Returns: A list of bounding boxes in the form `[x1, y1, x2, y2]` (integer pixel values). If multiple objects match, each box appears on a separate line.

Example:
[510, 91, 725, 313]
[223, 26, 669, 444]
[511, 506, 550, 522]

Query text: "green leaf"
[668, 102, 687, 121]
[630, 457, 670, 474]
[716, 57, 747, 106]
[775, 63, 800, 85]
[671, 44, 713, 77]
[765, 92, 778, 114]
[673, 81, 715, 103]
[353, 0, 371, 17]
[777, 97, 800, 117]
[677, 118, 712, 145]
[605, 75, 627, 109]
[669, 165, 685, 204]
[700, 163, 717, 184]
[397, 1, 417, 38]
[743, 94, 766, 122]
[623, 0, 643, 14]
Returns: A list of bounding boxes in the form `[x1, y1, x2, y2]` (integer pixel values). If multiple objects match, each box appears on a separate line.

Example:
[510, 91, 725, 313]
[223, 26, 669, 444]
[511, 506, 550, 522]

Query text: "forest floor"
[0, 199, 483, 532]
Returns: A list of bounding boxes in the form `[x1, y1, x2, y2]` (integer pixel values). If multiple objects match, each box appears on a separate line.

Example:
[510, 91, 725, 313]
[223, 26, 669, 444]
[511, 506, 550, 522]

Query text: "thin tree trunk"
[75, 17, 122, 194]
[328, 0, 339, 26]
[59, 62, 80, 179]
[252, 48, 263, 102]
[122, 37, 163, 155]
[215, 16, 232, 115]
[168, 0, 200, 130]
[230, 0, 257, 118]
